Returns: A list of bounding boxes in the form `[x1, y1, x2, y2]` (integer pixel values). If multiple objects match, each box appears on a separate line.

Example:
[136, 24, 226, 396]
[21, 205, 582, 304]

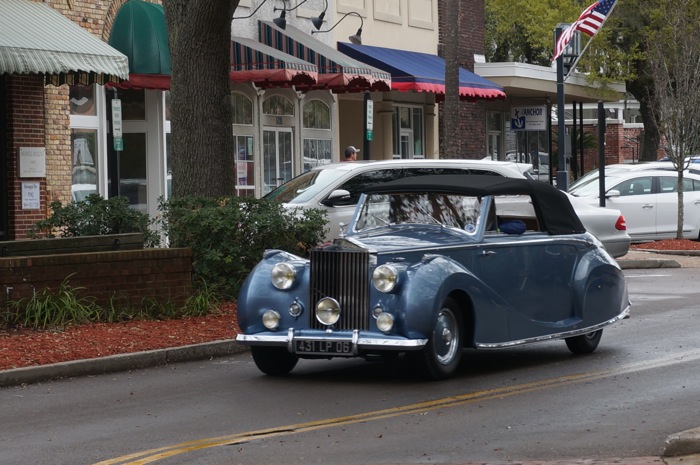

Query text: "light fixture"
[311, 0, 327, 30]
[273, 9, 287, 29]
[273, 0, 322, 30]
[233, 0, 273, 20]
[311, 11, 363, 45]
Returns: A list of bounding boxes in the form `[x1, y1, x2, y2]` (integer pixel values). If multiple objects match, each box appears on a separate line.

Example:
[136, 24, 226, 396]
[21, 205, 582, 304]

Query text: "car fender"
[398, 254, 510, 342]
[574, 249, 630, 322]
[237, 249, 307, 332]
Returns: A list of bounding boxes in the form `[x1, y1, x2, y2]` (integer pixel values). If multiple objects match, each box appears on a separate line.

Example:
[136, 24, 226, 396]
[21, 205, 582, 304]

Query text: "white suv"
[265, 159, 630, 257]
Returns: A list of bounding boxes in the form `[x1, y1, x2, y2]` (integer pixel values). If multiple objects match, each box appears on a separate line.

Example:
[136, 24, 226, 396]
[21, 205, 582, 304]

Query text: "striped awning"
[0, 0, 129, 85]
[338, 42, 506, 101]
[231, 37, 318, 88]
[258, 21, 391, 93]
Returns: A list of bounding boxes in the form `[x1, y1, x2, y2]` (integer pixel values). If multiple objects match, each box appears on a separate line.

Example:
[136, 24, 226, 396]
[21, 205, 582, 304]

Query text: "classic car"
[237, 175, 630, 380]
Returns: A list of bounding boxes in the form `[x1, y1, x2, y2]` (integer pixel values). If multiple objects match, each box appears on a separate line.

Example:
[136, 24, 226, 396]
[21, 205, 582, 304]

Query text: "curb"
[663, 427, 700, 457]
[0, 339, 247, 388]
[617, 258, 681, 269]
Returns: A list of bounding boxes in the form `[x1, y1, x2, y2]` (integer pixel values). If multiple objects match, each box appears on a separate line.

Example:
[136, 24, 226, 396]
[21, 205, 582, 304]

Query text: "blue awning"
[337, 42, 506, 101]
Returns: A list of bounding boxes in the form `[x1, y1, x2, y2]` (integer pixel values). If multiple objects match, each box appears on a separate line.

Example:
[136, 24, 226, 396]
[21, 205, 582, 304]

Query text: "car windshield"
[355, 192, 483, 233]
[264, 168, 348, 204]
[570, 173, 626, 197]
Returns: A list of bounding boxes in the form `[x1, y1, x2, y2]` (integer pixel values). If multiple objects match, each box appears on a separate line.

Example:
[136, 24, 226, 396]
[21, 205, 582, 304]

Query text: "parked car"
[237, 175, 630, 380]
[264, 159, 630, 257]
[570, 169, 700, 242]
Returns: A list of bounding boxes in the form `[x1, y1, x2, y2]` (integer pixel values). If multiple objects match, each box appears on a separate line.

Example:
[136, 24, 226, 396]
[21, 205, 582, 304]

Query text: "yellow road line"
[94, 348, 700, 465]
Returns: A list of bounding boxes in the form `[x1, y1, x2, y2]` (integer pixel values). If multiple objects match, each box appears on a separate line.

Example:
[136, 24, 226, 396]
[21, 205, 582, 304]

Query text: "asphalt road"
[1, 266, 700, 465]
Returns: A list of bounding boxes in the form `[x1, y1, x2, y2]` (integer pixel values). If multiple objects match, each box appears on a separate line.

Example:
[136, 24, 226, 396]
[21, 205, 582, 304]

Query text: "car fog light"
[372, 265, 398, 293]
[289, 302, 303, 317]
[271, 263, 296, 290]
[316, 297, 341, 326]
[262, 310, 281, 330]
[376, 312, 394, 332]
[372, 306, 384, 318]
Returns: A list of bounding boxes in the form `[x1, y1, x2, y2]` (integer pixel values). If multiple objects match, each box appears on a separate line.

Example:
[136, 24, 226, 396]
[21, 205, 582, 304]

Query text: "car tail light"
[615, 215, 627, 231]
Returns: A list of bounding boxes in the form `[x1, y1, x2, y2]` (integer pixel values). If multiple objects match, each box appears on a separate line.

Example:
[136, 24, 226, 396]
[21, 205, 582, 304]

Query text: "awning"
[107, 1, 317, 90]
[258, 21, 391, 93]
[0, 0, 129, 85]
[231, 37, 318, 88]
[337, 42, 506, 101]
[107, 0, 169, 89]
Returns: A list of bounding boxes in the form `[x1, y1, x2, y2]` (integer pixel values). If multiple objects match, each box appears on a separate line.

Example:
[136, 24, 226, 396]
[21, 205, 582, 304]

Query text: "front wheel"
[251, 346, 299, 376]
[410, 297, 463, 380]
[565, 330, 603, 354]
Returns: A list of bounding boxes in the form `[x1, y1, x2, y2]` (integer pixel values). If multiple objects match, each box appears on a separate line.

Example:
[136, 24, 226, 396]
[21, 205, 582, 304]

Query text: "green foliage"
[29, 194, 160, 247]
[158, 196, 328, 299]
[0, 277, 222, 330]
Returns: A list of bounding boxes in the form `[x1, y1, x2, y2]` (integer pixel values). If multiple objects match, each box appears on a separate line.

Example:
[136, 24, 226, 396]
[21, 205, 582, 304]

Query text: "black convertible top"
[361, 174, 586, 235]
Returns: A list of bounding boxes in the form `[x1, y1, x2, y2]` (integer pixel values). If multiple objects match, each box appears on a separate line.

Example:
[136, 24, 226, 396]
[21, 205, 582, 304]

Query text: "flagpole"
[564, 0, 619, 81]
[556, 25, 569, 191]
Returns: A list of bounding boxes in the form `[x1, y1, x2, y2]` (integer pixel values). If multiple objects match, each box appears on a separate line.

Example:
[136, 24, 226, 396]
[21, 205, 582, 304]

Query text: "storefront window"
[263, 95, 294, 116]
[232, 93, 253, 125]
[303, 100, 331, 170]
[119, 89, 146, 121]
[120, 133, 147, 213]
[392, 105, 424, 158]
[69, 85, 96, 116]
[487, 112, 503, 160]
[71, 129, 98, 201]
[236, 135, 255, 197]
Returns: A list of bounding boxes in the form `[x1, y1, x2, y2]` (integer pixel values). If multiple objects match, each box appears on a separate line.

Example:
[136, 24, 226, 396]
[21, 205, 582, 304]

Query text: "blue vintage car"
[236, 175, 630, 380]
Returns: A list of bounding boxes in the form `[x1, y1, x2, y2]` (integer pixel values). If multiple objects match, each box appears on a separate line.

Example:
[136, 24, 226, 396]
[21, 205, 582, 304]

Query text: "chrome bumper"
[236, 328, 428, 355]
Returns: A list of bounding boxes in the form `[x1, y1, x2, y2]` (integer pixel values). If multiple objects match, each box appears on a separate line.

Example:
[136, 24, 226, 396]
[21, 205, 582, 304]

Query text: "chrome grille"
[310, 248, 370, 330]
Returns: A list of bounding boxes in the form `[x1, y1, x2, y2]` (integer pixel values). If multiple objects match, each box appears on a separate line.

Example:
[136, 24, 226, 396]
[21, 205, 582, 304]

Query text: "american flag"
[552, 0, 617, 62]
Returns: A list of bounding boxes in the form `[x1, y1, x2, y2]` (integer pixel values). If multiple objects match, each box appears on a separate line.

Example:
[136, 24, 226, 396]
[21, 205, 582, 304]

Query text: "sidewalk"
[2, 250, 700, 464]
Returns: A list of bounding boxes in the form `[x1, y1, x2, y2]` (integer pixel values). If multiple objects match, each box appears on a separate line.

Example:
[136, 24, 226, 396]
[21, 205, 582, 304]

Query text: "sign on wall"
[510, 106, 547, 131]
[21, 182, 40, 210]
[18, 147, 46, 178]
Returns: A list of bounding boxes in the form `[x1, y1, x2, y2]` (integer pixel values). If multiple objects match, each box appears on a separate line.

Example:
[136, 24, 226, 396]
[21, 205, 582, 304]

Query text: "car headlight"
[271, 262, 296, 290]
[262, 310, 281, 330]
[372, 264, 399, 293]
[376, 312, 394, 333]
[316, 297, 341, 326]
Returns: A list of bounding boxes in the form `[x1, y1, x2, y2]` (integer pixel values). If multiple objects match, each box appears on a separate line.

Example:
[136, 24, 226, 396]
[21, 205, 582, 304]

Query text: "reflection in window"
[69, 85, 96, 116]
[263, 95, 294, 116]
[71, 129, 98, 202]
[231, 93, 253, 125]
[303, 139, 331, 171]
[303, 100, 330, 129]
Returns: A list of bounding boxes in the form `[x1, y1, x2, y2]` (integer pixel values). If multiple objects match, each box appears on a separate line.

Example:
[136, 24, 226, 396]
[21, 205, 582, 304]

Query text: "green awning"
[109, 0, 171, 76]
[0, 0, 129, 85]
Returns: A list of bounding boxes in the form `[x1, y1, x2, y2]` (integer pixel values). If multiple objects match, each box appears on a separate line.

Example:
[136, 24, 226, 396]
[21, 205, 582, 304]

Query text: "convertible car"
[236, 175, 630, 380]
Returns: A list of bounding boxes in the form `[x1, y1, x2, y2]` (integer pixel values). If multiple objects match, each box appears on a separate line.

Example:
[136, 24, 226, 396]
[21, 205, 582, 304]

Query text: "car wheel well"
[446, 290, 474, 348]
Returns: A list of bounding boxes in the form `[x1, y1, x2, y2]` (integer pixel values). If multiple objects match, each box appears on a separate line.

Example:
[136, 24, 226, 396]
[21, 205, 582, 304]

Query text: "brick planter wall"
[0, 248, 193, 309]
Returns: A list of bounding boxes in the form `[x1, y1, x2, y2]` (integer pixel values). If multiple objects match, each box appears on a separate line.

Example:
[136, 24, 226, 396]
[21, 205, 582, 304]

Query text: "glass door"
[263, 127, 293, 195]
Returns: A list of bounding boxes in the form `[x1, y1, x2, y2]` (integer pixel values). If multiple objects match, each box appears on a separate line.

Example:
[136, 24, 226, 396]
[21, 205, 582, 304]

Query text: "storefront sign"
[21, 182, 40, 210]
[18, 147, 46, 178]
[510, 106, 547, 131]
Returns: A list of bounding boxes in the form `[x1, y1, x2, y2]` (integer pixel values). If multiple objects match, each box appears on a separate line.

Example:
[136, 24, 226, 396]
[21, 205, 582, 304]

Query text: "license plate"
[295, 339, 353, 355]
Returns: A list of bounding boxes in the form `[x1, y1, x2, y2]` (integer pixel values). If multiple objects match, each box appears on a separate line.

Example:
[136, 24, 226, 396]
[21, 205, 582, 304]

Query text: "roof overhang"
[474, 62, 625, 104]
[0, 0, 129, 85]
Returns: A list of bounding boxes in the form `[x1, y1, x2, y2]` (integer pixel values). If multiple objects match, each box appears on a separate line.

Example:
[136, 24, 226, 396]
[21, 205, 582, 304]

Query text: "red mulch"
[0, 302, 239, 371]
[1, 239, 698, 371]
[630, 238, 700, 250]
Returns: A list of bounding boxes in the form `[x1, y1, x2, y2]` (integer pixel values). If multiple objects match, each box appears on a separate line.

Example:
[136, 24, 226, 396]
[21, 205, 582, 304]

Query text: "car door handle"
[481, 250, 496, 257]
[642, 204, 654, 209]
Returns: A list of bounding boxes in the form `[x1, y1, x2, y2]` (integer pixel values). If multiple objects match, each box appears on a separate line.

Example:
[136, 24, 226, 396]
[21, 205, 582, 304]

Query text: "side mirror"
[321, 189, 351, 206]
[606, 189, 621, 199]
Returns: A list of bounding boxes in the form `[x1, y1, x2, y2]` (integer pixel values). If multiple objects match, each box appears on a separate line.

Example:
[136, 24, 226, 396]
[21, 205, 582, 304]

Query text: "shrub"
[29, 194, 159, 247]
[158, 196, 327, 299]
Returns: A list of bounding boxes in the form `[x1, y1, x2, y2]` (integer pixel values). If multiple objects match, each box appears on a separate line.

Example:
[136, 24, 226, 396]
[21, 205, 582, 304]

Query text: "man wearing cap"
[343, 145, 360, 161]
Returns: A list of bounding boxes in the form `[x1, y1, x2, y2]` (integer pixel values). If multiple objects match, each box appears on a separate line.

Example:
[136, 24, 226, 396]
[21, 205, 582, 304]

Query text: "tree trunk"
[163, 0, 239, 198]
[442, 0, 460, 159]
